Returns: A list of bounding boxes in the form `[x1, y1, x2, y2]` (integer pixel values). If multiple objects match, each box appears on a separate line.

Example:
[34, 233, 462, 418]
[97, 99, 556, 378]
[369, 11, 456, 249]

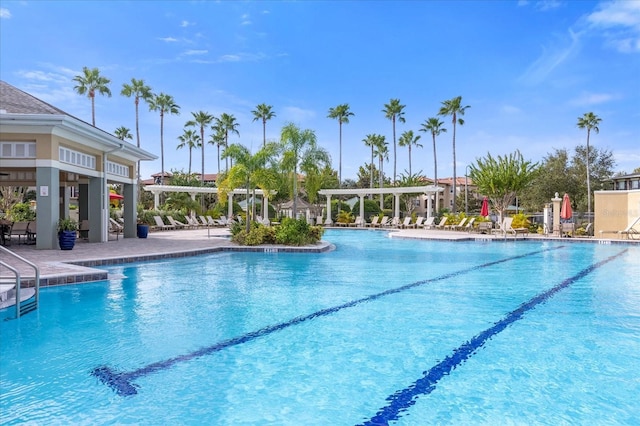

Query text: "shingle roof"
[0, 80, 69, 115]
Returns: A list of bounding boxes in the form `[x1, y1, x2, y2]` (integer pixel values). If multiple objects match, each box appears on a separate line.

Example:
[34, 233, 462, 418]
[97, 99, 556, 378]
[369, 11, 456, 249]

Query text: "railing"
[0, 245, 40, 318]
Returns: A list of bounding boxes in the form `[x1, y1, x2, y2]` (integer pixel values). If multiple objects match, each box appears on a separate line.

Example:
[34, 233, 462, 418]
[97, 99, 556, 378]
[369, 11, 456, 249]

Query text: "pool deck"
[1, 226, 637, 287]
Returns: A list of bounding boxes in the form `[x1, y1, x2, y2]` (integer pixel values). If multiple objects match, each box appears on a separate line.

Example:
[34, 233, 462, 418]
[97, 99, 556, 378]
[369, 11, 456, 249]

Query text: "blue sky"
[1, 0, 639, 181]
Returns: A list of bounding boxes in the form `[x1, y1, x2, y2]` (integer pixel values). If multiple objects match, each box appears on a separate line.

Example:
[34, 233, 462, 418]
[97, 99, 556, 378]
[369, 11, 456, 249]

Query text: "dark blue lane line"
[92, 246, 565, 396]
[361, 248, 628, 426]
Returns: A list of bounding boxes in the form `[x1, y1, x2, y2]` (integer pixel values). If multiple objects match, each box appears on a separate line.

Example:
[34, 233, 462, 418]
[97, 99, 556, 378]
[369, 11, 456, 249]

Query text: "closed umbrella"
[560, 193, 572, 221]
[109, 193, 124, 200]
[480, 197, 489, 217]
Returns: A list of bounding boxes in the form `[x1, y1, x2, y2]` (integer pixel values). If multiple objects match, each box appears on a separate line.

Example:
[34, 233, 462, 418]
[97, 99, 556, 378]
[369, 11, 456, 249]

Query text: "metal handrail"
[0, 245, 40, 318]
[0, 261, 21, 318]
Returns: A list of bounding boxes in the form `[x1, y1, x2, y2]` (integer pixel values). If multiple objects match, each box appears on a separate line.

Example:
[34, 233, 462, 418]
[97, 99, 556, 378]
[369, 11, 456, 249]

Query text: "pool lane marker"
[361, 248, 628, 426]
[92, 246, 565, 396]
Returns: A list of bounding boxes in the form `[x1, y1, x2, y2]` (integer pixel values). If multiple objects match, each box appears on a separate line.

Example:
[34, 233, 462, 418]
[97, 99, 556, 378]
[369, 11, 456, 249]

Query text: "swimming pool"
[1, 230, 639, 424]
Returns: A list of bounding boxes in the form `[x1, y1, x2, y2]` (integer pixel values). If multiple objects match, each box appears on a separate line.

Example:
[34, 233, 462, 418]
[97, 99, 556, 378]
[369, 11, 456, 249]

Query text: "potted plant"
[57, 217, 78, 250]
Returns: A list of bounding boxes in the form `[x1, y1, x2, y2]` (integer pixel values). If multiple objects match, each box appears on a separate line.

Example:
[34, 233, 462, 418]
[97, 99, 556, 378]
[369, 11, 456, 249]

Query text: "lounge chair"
[8, 221, 29, 244]
[185, 216, 201, 228]
[422, 217, 436, 229]
[108, 218, 123, 240]
[349, 216, 364, 227]
[26, 221, 36, 244]
[445, 217, 466, 231]
[153, 215, 174, 231]
[561, 222, 574, 238]
[599, 216, 640, 240]
[366, 216, 380, 227]
[412, 216, 425, 228]
[166, 216, 187, 229]
[475, 221, 492, 234]
[399, 217, 413, 228]
[206, 215, 222, 226]
[432, 217, 448, 230]
[492, 217, 527, 237]
[199, 216, 210, 227]
[461, 217, 476, 232]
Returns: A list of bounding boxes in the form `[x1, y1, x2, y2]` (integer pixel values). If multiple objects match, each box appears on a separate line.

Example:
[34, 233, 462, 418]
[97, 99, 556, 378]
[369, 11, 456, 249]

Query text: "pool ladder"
[0, 245, 40, 319]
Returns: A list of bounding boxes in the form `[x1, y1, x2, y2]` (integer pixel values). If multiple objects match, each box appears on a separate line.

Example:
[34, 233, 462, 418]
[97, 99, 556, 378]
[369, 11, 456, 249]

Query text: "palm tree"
[120, 78, 153, 150]
[209, 124, 226, 175]
[185, 111, 214, 185]
[177, 128, 201, 175]
[577, 112, 602, 225]
[398, 130, 422, 177]
[215, 113, 240, 172]
[220, 142, 279, 232]
[373, 135, 389, 209]
[114, 126, 133, 141]
[382, 98, 405, 184]
[72, 66, 111, 126]
[363, 134, 379, 191]
[280, 123, 330, 215]
[438, 96, 470, 213]
[327, 103, 354, 187]
[419, 117, 447, 186]
[251, 104, 276, 147]
[148, 93, 180, 185]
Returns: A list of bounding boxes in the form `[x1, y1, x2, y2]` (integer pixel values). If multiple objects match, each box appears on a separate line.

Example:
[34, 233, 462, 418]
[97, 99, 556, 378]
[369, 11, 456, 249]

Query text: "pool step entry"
[0, 246, 40, 319]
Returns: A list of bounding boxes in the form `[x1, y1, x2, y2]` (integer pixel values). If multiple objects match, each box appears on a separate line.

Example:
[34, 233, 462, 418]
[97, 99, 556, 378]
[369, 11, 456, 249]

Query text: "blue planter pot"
[137, 224, 149, 238]
[58, 230, 76, 250]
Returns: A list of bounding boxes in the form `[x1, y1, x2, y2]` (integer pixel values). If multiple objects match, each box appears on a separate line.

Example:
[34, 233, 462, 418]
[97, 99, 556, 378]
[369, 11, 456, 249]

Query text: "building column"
[394, 193, 401, 218]
[88, 177, 103, 242]
[359, 194, 365, 226]
[123, 183, 137, 238]
[228, 193, 234, 218]
[552, 193, 562, 236]
[35, 167, 59, 249]
[263, 195, 269, 219]
[325, 195, 332, 225]
[426, 195, 433, 219]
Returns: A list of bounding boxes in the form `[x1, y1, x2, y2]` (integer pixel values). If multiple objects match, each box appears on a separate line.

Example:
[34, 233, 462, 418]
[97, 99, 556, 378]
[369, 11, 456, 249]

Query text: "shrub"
[275, 218, 323, 246]
[8, 202, 36, 221]
[336, 211, 354, 224]
[511, 213, 530, 229]
[351, 199, 381, 222]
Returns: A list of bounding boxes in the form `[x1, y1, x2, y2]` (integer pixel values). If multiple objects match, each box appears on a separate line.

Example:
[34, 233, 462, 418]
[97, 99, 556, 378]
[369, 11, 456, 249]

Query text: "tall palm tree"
[114, 126, 133, 141]
[373, 135, 389, 209]
[121, 78, 153, 199]
[438, 96, 470, 213]
[251, 104, 276, 147]
[363, 134, 380, 191]
[398, 130, 422, 177]
[148, 93, 180, 185]
[577, 112, 602, 225]
[72, 66, 111, 126]
[209, 124, 226, 175]
[280, 123, 330, 215]
[419, 117, 447, 186]
[177, 128, 201, 175]
[120, 78, 153, 150]
[185, 111, 214, 185]
[327, 103, 354, 187]
[382, 98, 405, 184]
[215, 113, 240, 172]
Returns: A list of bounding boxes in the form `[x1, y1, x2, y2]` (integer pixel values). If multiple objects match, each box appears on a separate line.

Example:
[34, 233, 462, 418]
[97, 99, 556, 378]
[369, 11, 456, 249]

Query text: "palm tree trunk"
[188, 148, 192, 175]
[160, 112, 165, 185]
[392, 117, 397, 185]
[262, 119, 266, 147]
[379, 156, 384, 210]
[452, 120, 457, 214]
[432, 134, 438, 185]
[201, 127, 205, 185]
[339, 122, 343, 187]
[370, 146, 374, 198]
[135, 97, 141, 204]
[408, 145, 412, 177]
[91, 93, 96, 126]
[586, 130, 591, 225]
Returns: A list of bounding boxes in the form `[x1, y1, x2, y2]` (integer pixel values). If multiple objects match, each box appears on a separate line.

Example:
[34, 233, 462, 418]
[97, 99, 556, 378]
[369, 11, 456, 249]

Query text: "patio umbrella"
[480, 197, 489, 217]
[560, 193, 572, 221]
[109, 193, 124, 200]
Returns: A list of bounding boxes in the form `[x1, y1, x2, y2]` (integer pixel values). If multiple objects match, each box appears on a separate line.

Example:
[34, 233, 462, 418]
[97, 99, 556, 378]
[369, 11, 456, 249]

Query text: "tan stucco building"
[0, 81, 156, 249]
[594, 173, 640, 239]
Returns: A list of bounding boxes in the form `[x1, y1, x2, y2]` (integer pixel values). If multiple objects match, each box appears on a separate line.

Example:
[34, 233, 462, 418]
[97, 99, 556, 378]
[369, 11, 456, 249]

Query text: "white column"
[552, 193, 562, 236]
[427, 195, 433, 219]
[263, 195, 269, 219]
[325, 195, 332, 225]
[359, 194, 365, 226]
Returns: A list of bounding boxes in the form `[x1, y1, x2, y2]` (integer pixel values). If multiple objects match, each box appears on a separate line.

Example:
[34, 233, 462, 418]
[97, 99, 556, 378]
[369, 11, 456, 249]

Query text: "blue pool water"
[1, 230, 639, 425]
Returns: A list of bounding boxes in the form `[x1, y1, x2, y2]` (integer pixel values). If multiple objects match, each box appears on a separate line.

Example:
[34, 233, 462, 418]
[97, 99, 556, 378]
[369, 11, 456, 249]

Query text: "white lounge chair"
[166, 216, 187, 229]
[108, 218, 123, 240]
[422, 217, 436, 229]
[153, 215, 174, 231]
[433, 217, 448, 230]
[349, 216, 364, 227]
[445, 217, 466, 231]
[600, 216, 640, 240]
[366, 216, 380, 227]
[399, 217, 413, 228]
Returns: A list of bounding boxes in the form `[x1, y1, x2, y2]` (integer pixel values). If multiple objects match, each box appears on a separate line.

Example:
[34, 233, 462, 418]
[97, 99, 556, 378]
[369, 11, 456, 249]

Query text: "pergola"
[318, 185, 443, 225]
[143, 185, 276, 219]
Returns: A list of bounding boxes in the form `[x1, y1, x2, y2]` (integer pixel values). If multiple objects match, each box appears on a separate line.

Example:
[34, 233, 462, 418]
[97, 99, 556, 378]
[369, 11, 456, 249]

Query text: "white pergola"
[318, 185, 443, 225]
[143, 185, 276, 219]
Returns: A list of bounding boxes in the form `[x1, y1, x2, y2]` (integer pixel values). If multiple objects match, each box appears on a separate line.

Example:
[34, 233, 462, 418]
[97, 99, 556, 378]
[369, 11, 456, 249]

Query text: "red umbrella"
[560, 193, 572, 220]
[480, 197, 489, 217]
[109, 193, 124, 200]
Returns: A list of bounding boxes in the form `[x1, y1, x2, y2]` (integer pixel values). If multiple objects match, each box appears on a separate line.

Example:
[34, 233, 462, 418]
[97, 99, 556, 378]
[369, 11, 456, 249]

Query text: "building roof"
[0, 80, 70, 115]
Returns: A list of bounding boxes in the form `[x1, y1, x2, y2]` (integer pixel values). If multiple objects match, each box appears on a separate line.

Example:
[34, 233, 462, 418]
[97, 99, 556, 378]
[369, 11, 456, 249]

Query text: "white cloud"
[518, 29, 581, 85]
[180, 20, 194, 27]
[159, 36, 178, 43]
[587, 0, 640, 53]
[0, 8, 11, 18]
[501, 105, 522, 114]
[17, 70, 69, 83]
[217, 52, 266, 63]
[219, 54, 242, 62]
[183, 49, 208, 56]
[536, 0, 563, 11]
[568, 92, 617, 106]
[281, 106, 316, 123]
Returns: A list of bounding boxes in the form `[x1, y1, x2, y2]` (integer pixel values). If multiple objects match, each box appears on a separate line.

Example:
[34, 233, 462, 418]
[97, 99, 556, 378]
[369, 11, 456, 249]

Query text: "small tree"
[468, 150, 539, 222]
